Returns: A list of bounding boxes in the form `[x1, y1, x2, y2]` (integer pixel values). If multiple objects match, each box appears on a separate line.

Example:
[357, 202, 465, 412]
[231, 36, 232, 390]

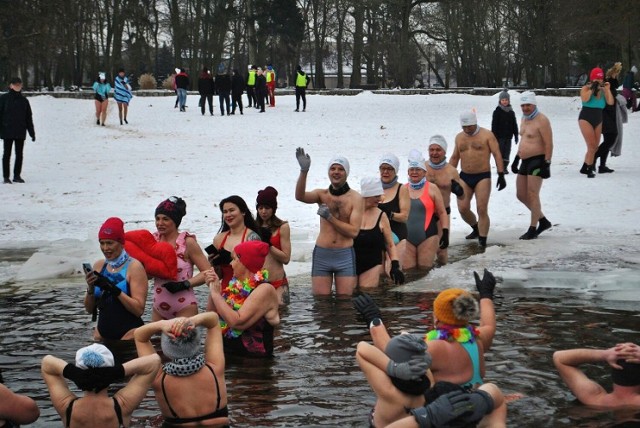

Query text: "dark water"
[1, 252, 640, 427]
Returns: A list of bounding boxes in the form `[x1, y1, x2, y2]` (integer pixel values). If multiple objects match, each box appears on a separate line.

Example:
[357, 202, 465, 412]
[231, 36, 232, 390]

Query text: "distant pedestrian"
[0, 77, 35, 184]
[113, 68, 133, 125]
[491, 90, 519, 174]
[255, 67, 267, 113]
[266, 64, 276, 106]
[215, 67, 231, 116]
[246, 65, 257, 107]
[93, 72, 111, 126]
[175, 68, 190, 112]
[198, 67, 215, 116]
[231, 69, 245, 115]
[622, 65, 638, 112]
[595, 62, 622, 173]
[295, 65, 310, 112]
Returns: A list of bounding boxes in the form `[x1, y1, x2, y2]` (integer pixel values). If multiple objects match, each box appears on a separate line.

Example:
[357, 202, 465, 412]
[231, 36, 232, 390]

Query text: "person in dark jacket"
[255, 67, 267, 113]
[215, 68, 232, 116]
[0, 77, 35, 184]
[595, 62, 621, 173]
[231, 69, 245, 115]
[491, 90, 519, 174]
[174, 68, 189, 112]
[198, 67, 215, 116]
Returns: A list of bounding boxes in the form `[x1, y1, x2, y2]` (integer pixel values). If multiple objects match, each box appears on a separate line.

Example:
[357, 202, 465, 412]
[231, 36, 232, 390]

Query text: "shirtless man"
[295, 147, 363, 295]
[449, 111, 506, 247]
[553, 342, 640, 408]
[425, 135, 465, 264]
[510, 91, 553, 240]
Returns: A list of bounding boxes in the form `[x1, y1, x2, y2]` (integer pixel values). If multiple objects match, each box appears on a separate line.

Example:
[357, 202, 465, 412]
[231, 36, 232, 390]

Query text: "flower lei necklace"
[424, 324, 479, 343]
[219, 269, 269, 338]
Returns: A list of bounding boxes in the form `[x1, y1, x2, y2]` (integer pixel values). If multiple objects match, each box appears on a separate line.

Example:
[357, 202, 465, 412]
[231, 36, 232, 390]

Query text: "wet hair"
[217, 195, 259, 233]
[611, 360, 640, 387]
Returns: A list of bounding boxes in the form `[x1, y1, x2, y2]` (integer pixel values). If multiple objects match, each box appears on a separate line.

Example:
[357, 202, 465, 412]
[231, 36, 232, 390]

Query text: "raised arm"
[115, 354, 161, 416]
[41, 355, 75, 419]
[134, 319, 173, 357]
[189, 312, 225, 368]
[473, 269, 496, 351]
[552, 348, 614, 405]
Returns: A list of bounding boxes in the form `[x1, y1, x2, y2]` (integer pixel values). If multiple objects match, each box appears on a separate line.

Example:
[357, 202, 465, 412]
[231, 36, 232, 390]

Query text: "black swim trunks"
[459, 171, 491, 190]
[518, 154, 546, 177]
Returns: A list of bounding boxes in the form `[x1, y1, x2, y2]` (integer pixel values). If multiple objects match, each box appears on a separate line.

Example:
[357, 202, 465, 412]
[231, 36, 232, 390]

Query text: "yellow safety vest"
[247, 70, 256, 85]
[266, 70, 275, 83]
[296, 72, 307, 88]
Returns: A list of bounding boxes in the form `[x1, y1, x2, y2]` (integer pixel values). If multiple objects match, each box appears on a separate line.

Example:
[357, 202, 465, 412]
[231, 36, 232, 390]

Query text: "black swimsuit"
[65, 397, 125, 428]
[378, 184, 408, 241]
[161, 363, 229, 425]
[354, 212, 385, 275]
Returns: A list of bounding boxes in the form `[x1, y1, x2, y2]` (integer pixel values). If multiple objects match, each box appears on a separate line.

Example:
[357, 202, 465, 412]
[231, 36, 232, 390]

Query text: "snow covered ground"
[1, 91, 639, 300]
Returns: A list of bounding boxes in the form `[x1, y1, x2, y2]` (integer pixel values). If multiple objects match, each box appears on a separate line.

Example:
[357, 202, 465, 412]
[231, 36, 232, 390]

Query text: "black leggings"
[596, 132, 617, 165]
[296, 87, 306, 110]
[232, 93, 243, 113]
[3, 139, 25, 179]
[200, 94, 213, 114]
[218, 92, 230, 115]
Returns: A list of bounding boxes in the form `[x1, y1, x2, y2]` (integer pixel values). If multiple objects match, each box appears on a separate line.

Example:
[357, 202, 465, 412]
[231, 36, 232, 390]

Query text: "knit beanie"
[429, 135, 448, 153]
[161, 327, 202, 360]
[256, 186, 278, 211]
[379, 153, 400, 173]
[155, 196, 187, 227]
[75, 343, 115, 369]
[433, 288, 479, 326]
[234, 241, 269, 273]
[98, 217, 125, 244]
[459, 110, 477, 126]
[385, 334, 431, 367]
[328, 156, 350, 176]
[499, 90, 510, 102]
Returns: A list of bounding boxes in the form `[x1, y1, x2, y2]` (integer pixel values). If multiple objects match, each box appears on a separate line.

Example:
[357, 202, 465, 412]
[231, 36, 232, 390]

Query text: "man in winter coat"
[0, 77, 35, 184]
[230, 69, 245, 115]
[295, 65, 310, 112]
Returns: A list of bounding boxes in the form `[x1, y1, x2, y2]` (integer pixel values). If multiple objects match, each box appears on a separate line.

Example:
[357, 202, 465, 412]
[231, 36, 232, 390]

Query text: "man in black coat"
[230, 69, 245, 115]
[215, 69, 232, 116]
[0, 77, 35, 183]
[255, 68, 267, 113]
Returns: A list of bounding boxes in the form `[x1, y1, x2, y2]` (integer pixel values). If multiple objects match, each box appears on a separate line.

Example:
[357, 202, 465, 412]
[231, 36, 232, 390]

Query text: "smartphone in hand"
[82, 263, 93, 274]
[204, 244, 218, 256]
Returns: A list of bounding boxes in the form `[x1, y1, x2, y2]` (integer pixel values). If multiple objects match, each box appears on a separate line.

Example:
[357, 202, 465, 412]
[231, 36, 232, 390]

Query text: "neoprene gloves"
[352, 293, 382, 328]
[474, 268, 496, 300]
[296, 147, 311, 172]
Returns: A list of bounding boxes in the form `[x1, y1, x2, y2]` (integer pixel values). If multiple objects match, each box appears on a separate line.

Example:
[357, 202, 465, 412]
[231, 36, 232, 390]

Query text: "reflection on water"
[1, 263, 640, 426]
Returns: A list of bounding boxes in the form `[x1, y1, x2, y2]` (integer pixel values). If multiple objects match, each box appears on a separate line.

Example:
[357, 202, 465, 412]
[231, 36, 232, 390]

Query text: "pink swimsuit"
[153, 231, 198, 319]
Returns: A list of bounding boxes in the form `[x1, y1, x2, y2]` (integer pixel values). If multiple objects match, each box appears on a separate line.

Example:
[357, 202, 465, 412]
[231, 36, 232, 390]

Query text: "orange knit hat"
[433, 288, 479, 326]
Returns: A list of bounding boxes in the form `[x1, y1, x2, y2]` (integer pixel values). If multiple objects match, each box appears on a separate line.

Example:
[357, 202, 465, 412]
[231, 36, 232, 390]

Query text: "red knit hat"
[98, 217, 125, 244]
[256, 186, 278, 211]
[234, 241, 269, 273]
[590, 67, 604, 81]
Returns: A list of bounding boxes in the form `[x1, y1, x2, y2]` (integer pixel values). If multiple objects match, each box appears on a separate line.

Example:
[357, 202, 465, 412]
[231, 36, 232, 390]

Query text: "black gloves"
[439, 228, 449, 249]
[63, 364, 125, 392]
[450, 180, 464, 198]
[164, 280, 191, 294]
[352, 293, 382, 327]
[260, 227, 272, 245]
[496, 173, 506, 191]
[93, 272, 121, 296]
[389, 260, 405, 285]
[410, 390, 476, 428]
[511, 155, 520, 174]
[473, 268, 496, 300]
[540, 160, 551, 179]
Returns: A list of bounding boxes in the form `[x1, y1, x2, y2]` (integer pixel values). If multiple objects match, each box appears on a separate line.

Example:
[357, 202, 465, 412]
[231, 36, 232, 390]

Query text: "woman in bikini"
[354, 177, 404, 287]
[206, 241, 280, 358]
[403, 150, 449, 271]
[207, 195, 261, 311]
[152, 196, 211, 321]
[578, 67, 614, 178]
[134, 312, 229, 427]
[255, 186, 292, 305]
